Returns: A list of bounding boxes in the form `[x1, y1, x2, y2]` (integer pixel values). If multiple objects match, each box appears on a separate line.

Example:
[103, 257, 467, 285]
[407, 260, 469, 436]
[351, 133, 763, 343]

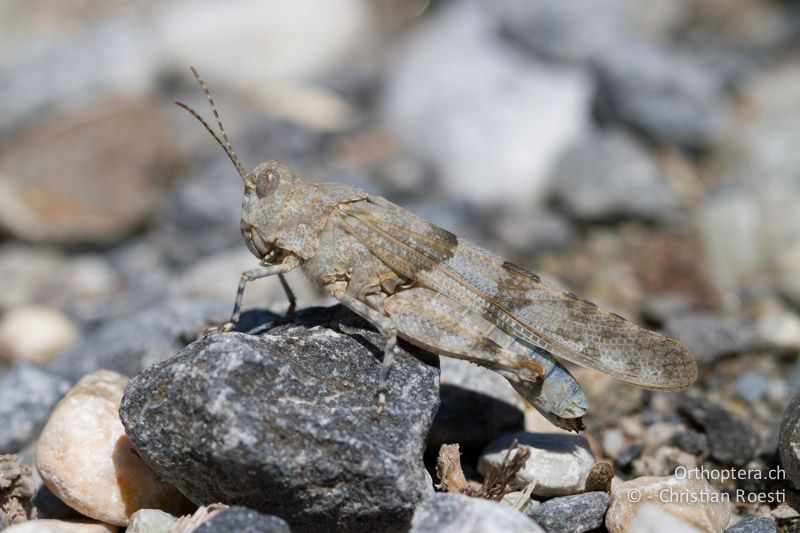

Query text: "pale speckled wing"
[334, 196, 697, 391]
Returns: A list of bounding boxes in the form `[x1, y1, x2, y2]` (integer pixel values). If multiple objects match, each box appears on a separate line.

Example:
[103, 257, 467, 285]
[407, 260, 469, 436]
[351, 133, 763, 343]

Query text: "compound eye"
[255, 168, 280, 198]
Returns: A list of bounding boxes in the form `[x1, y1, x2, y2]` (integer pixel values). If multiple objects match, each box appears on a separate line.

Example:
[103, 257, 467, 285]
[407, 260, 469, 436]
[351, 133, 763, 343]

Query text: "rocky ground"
[2, 0, 800, 532]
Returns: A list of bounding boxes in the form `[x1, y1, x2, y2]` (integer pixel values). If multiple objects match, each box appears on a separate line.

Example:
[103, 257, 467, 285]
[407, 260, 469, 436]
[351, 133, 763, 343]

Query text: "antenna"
[174, 66, 251, 182]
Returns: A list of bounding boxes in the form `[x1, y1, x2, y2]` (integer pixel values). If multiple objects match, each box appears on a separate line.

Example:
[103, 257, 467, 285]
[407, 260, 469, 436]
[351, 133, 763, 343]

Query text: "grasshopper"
[176, 67, 697, 431]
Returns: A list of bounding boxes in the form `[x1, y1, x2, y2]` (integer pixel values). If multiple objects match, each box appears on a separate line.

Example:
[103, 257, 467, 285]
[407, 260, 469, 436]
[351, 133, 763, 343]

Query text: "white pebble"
[0, 306, 79, 364]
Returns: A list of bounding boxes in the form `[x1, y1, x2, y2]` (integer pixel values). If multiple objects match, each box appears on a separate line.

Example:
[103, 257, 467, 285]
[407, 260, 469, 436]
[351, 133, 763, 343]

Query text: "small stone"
[551, 130, 679, 223]
[677, 396, 759, 466]
[36, 370, 190, 526]
[410, 493, 544, 533]
[0, 364, 71, 453]
[126, 509, 177, 533]
[724, 515, 779, 533]
[606, 475, 730, 533]
[193, 506, 291, 533]
[120, 306, 439, 532]
[779, 392, 800, 488]
[593, 40, 728, 149]
[0, 455, 36, 526]
[631, 446, 697, 478]
[756, 308, 800, 352]
[664, 312, 762, 365]
[527, 491, 610, 533]
[674, 431, 709, 457]
[733, 371, 770, 406]
[0, 307, 80, 365]
[479, 432, 595, 497]
[615, 443, 644, 473]
[1, 519, 118, 532]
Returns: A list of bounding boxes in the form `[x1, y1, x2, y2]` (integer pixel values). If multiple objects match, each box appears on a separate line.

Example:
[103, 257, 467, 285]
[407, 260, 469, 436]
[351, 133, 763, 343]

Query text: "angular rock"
[724, 515, 778, 533]
[0, 364, 71, 453]
[779, 391, 800, 488]
[478, 432, 595, 497]
[527, 491, 610, 533]
[36, 370, 191, 526]
[120, 306, 440, 533]
[606, 475, 730, 533]
[594, 40, 729, 149]
[664, 312, 762, 365]
[382, 0, 591, 207]
[677, 396, 759, 466]
[194, 506, 291, 533]
[551, 130, 679, 223]
[48, 298, 229, 381]
[411, 493, 543, 533]
[0, 307, 80, 365]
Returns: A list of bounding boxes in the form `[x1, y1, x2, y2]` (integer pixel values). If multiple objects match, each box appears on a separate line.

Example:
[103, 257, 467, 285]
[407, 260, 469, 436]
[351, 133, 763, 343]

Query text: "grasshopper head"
[239, 160, 300, 263]
[174, 67, 305, 265]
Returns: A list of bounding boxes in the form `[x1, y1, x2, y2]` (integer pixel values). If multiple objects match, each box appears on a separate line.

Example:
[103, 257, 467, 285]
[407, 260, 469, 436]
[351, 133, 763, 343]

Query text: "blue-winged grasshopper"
[176, 67, 697, 431]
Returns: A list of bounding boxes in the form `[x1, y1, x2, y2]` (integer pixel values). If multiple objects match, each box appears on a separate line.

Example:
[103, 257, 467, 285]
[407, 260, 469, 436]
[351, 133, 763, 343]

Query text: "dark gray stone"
[551, 130, 679, 223]
[120, 306, 439, 533]
[674, 430, 710, 457]
[678, 396, 759, 466]
[614, 443, 644, 472]
[411, 493, 542, 533]
[593, 41, 729, 149]
[780, 392, 800, 488]
[0, 364, 71, 453]
[49, 298, 229, 381]
[724, 515, 779, 533]
[664, 312, 763, 365]
[194, 506, 291, 533]
[526, 491, 610, 533]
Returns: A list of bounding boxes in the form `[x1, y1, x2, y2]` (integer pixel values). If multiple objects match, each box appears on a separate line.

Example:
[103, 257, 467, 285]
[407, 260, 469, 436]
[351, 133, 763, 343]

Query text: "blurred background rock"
[2, 0, 800, 528]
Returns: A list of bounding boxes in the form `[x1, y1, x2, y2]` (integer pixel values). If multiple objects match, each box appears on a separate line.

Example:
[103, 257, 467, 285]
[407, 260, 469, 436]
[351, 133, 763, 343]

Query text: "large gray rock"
[0, 364, 70, 453]
[120, 306, 439, 533]
[411, 493, 543, 533]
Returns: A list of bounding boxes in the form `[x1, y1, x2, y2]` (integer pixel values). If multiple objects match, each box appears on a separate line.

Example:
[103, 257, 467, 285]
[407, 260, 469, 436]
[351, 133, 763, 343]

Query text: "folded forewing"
[334, 196, 697, 390]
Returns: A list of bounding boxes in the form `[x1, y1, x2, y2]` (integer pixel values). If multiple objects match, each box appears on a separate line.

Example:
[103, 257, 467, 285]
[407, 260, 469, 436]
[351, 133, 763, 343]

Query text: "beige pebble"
[0, 306, 80, 364]
[36, 370, 192, 526]
[606, 475, 730, 533]
[2, 519, 118, 532]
